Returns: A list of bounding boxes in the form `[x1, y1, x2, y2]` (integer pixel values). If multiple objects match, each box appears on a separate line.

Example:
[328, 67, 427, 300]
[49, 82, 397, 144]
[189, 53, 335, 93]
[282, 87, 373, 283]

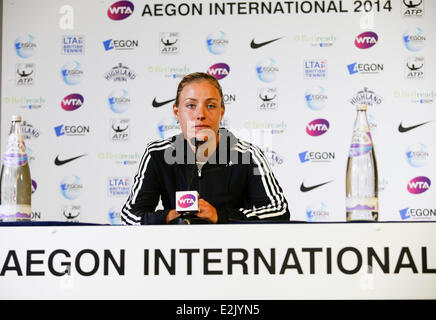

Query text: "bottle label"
[0, 204, 31, 220]
[3, 133, 28, 167]
[349, 130, 373, 157]
[346, 197, 379, 211]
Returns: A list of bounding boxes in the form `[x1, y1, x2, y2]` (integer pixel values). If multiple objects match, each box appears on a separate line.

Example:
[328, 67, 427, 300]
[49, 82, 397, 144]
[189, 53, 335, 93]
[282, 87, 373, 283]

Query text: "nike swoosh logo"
[55, 154, 86, 166]
[152, 97, 176, 108]
[398, 121, 431, 133]
[300, 180, 333, 192]
[250, 37, 283, 49]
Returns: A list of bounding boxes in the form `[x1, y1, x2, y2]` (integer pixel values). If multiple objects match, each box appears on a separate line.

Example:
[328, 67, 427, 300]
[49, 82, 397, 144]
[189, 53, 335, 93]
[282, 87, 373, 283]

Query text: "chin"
[195, 129, 217, 142]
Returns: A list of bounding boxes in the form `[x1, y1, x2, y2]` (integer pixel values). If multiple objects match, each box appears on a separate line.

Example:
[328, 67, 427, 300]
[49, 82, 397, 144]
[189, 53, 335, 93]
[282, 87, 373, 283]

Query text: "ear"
[173, 103, 179, 122]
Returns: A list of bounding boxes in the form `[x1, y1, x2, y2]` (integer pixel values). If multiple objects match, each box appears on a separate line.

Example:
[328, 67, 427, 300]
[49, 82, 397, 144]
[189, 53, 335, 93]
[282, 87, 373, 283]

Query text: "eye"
[207, 104, 217, 109]
[186, 103, 195, 109]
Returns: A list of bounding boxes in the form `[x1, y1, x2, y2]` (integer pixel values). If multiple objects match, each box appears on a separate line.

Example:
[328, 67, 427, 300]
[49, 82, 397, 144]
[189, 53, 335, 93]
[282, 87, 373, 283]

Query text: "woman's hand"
[195, 199, 218, 224]
[166, 209, 181, 224]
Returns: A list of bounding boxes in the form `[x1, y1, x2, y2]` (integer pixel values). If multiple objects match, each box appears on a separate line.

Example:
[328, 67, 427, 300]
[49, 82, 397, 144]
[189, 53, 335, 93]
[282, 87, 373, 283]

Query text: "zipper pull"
[198, 167, 202, 178]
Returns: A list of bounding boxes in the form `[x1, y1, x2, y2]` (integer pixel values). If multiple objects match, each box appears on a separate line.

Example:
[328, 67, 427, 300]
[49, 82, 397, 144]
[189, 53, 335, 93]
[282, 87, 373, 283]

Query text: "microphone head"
[190, 136, 208, 148]
[190, 137, 198, 147]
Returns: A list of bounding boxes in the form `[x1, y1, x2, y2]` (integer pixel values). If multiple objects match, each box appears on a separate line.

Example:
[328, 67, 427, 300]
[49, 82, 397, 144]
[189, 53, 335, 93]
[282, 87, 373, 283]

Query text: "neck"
[189, 134, 220, 163]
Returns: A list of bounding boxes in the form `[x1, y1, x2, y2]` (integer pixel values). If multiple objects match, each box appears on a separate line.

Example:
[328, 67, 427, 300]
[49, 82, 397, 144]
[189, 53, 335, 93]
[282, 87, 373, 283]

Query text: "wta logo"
[177, 194, 196, 208]
[407, 176, 431, 194]
[306, 119, 329, 136]
[355, 31, 378, 49]
[207, 63, 230, 80]
[108, 1, 134, 20]
[61, 94, 84, 111]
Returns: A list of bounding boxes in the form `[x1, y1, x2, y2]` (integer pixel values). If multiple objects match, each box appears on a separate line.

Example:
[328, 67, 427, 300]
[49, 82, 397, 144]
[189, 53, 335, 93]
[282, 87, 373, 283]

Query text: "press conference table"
[1, 220, 435, 299]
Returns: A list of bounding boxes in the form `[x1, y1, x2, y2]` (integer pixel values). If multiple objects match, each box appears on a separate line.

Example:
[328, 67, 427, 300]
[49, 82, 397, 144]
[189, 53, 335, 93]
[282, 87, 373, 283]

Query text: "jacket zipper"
[197, 166, 202, 197]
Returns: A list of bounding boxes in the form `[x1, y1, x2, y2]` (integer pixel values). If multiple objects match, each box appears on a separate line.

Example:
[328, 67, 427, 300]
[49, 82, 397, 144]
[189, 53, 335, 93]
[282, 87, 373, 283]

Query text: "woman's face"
[173, 80, 225, 142]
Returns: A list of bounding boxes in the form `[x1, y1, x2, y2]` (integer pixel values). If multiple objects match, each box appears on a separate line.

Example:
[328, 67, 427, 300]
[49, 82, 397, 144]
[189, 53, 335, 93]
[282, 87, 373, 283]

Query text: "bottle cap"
[11, 115, 22, 122]
[357, 104, 367, 111]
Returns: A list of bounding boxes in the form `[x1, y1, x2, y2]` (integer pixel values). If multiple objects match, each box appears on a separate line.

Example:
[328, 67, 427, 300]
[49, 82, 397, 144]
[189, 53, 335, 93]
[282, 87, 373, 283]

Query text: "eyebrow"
[183, 97, 219, 102]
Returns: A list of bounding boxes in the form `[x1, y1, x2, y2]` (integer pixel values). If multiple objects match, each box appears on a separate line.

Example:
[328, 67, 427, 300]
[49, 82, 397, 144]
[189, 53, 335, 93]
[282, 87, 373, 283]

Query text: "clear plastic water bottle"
[346, 104, 378, 221]
[0, 115, 32, 222]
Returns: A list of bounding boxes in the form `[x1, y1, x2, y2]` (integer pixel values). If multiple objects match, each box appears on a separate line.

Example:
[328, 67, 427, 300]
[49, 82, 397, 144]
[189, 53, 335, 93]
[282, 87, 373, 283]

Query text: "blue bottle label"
[349, 130, 373, 157]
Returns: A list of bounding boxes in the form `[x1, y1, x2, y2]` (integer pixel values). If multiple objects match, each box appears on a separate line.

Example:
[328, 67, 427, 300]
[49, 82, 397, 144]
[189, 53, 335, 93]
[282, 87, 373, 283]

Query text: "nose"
[194, 104, 207, 120]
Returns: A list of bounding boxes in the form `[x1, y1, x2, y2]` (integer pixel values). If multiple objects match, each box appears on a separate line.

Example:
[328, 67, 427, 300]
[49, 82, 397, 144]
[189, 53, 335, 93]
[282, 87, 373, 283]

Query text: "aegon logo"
[207, 63, 230, 80]
[399, 208, 436, 220]
[306, 119, 329, 136]
[407, 176, 431, 194]
[355, 31, 378, 49]
[61, 94, 84, 111]
[54, 124, 90, 137]
[299, 150, 335, 163]
[108, 1, 134, 20]
[177, 194, 196, 208]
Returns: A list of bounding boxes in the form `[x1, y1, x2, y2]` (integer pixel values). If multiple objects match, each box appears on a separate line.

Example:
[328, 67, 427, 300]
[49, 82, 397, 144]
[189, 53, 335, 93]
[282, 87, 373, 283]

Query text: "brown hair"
[175, 72, 224, 108]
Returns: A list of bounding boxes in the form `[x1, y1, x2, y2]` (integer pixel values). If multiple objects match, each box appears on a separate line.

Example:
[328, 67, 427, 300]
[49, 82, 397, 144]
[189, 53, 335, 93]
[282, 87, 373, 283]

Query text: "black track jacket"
[121, 129, 290, 225]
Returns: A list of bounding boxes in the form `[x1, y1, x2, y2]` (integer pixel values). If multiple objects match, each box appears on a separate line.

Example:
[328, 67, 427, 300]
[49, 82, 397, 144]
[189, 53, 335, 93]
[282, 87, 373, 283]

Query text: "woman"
[122, 72, 290, 224]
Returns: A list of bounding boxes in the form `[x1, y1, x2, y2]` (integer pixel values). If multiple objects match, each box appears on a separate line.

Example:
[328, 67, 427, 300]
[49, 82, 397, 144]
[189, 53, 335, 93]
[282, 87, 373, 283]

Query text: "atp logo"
[108, 1, 134, 20]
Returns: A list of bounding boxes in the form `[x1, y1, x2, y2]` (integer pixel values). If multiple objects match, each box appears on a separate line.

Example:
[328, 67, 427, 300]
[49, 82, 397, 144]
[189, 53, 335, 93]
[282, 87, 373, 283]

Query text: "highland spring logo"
[349, 87, 382, 107]
[108, 1, 134, 20]
[105, 63, 137, 82]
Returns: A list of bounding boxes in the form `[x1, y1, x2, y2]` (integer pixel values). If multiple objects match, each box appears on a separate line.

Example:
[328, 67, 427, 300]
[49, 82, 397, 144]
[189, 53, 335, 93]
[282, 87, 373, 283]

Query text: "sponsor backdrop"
[1, 0, 435, 224]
